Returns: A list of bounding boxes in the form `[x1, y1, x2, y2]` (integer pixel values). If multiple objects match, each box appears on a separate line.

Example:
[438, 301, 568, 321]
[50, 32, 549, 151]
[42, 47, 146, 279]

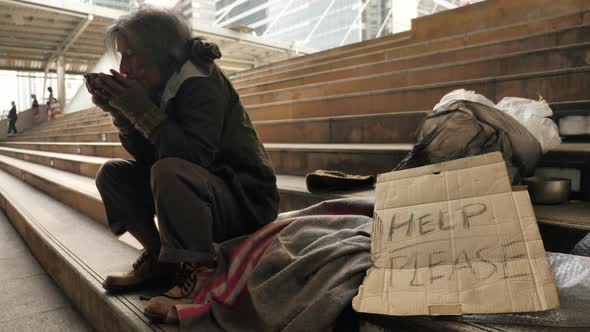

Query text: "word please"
[387, 240, 529, 287]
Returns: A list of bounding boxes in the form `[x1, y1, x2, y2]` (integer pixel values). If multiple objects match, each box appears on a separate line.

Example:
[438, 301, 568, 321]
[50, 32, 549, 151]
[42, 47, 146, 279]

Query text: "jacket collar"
[159, 60, 210, 112]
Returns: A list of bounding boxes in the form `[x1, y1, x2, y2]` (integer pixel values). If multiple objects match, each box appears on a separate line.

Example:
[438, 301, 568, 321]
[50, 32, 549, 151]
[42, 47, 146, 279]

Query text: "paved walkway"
[0, 211, 92, 331]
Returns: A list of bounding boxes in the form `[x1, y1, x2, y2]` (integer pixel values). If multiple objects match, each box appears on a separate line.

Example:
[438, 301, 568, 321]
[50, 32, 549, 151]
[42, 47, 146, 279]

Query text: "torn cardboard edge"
[353, 152, 559, 316]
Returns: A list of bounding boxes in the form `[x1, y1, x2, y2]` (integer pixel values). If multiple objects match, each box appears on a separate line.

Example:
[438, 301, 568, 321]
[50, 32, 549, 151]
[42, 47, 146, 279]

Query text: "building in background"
[211, 0, 464, 52]
[175, 0, 216, 26]
[92, 0, 131, 11]
[133, 0, 467, 52]
[214, 0, 362, 51]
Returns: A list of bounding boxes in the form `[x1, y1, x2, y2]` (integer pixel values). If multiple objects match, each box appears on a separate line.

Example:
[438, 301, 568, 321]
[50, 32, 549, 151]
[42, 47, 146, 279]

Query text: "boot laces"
[175, 262, 216, 296]
[132, 251, 152, 271]
[176, 262, 198, 295]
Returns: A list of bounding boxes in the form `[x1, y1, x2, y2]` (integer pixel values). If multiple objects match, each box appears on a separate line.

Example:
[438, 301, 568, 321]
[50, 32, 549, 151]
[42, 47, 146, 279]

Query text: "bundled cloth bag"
[395, 100, 542, 183]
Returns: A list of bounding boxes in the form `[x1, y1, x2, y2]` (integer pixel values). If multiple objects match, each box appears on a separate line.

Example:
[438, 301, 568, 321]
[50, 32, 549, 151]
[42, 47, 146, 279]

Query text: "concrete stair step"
[0, 141, 129, 159]
[4, 100, 588, 147]
[231, 32, 412, 83]
[0, 149, 375, 215]
[4, 138, 586, 188]
[0, 143, 409, 178]
[254, 100, 589, 143]
[246, 67, 590, 121]
[43, 108, 101, 123]
[17, 123, 115, 139]
[20, 111, 107, 136]
[230, 31, 412, 82]
[240, 41, 590, 104]
[232, 9, 590, 86]
[0, 169, 175, 332]
[0, 154, 107, 225]
[0, 147, 107, 177]
[6, 131, 120, 143]
[237, 25, 590, 93]
[8, 110, 427, 145]
[236, 24, 589, 94]
[25, 115, 110, 134]
[0, 210, 92, 331]
[8, 100, 586, 146]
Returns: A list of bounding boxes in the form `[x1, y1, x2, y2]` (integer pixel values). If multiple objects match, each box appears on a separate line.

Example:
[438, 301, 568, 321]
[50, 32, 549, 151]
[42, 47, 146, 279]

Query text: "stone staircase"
[1, 1, 589, 331]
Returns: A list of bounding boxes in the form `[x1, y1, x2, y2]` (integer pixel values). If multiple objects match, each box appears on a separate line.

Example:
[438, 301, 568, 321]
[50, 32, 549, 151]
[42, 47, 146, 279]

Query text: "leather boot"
[143, 262, 216, 323]
[103, 250, 178, 293]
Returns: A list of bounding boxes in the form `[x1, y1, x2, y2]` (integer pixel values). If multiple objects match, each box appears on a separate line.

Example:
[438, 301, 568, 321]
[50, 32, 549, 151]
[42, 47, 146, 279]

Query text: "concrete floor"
[0, 211, 92, 331]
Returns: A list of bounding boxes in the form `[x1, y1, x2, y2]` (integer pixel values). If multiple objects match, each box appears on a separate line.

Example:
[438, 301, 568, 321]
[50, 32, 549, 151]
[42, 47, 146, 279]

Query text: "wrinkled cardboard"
[352, 152, 559, 316]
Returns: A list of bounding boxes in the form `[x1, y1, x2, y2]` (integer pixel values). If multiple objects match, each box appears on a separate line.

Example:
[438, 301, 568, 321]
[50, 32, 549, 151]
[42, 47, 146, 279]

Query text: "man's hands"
[84, 73, 117, 113]
[84, 70, 133, 132]
[85, 69, 167, 138]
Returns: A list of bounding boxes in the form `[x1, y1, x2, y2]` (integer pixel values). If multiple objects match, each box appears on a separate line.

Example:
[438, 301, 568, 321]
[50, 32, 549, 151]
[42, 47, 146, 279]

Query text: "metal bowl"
[523, 177, 571, 205]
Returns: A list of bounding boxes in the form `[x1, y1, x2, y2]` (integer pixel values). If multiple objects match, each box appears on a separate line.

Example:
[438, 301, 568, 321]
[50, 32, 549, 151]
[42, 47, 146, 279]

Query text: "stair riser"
[0, 161, 107, 225]
[0, 150, 101, 178]
[0, 195, 149, 332]
[255, 112, 426, 144]
[234, 12, 588, 86]
[247, 70, 590, 121]
[241, 44, 590, 104]
[0, 143, 130, 159]
[267, 150, 406, 176]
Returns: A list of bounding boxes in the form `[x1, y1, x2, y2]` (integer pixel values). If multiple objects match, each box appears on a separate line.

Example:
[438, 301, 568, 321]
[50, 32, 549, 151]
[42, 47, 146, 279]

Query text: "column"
[57, 55, 66, 112]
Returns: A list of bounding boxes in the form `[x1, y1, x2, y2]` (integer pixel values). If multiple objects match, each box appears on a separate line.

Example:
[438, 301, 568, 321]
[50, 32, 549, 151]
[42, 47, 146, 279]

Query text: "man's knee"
[150, 158, 209, 194]
[96, 159, 130, 191]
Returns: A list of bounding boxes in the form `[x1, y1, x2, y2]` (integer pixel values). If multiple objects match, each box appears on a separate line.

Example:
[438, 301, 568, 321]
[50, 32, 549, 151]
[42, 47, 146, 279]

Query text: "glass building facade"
[215, 0, 362, 51]
[213, 0, 464, 52]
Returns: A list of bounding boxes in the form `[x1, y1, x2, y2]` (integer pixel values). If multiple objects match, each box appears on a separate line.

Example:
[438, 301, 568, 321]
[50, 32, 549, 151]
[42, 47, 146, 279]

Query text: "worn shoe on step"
[103, 250, 178, 293]
[143, 262, 216, 323]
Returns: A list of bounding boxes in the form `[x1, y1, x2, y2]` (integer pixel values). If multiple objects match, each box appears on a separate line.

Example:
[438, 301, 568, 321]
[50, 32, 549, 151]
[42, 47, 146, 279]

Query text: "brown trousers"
[95, 158, 247, 263]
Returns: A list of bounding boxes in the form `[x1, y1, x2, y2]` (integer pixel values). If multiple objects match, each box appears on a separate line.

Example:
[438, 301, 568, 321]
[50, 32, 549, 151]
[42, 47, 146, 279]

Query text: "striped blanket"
[176, 198, 375, 331]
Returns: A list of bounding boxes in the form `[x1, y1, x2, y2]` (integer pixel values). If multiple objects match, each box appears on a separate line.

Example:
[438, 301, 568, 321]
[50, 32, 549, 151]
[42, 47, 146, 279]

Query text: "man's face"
[116, 32, 162, 92]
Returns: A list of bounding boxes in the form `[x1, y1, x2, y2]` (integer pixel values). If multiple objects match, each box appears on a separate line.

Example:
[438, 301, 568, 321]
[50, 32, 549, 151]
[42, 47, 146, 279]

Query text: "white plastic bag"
[495, 97, 562, 153]
[433, 88, 496, 112]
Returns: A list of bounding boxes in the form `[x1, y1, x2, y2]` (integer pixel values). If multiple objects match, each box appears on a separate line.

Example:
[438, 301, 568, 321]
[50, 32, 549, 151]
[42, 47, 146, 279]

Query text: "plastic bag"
[433, 88, 496, 112]
[462, 253, 590, 327]
[396, 100, 542, 183]
[495, 97, 562, 153]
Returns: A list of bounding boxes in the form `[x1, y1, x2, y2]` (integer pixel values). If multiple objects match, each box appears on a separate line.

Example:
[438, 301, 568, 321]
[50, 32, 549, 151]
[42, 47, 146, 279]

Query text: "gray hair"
[105, 5, 192, 72]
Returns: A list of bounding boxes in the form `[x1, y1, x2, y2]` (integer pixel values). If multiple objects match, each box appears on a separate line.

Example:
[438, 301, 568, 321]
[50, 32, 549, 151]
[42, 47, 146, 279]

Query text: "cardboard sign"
[352, 153, 559, 316]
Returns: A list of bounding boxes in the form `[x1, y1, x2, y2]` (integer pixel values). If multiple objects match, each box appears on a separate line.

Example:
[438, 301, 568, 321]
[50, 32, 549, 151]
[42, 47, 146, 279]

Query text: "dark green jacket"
[120, 63, 280, 229]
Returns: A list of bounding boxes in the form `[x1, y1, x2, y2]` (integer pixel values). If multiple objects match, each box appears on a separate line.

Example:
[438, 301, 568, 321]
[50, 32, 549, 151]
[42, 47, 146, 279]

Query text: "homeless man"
[86, 6, 279, 322]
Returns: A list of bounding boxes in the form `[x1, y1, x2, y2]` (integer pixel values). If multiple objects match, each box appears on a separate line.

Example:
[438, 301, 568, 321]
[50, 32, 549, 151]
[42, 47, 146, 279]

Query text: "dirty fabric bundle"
[175, 198, 590, 330]
[395, 100, 542, 183]
[176, 198, 374, 332]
